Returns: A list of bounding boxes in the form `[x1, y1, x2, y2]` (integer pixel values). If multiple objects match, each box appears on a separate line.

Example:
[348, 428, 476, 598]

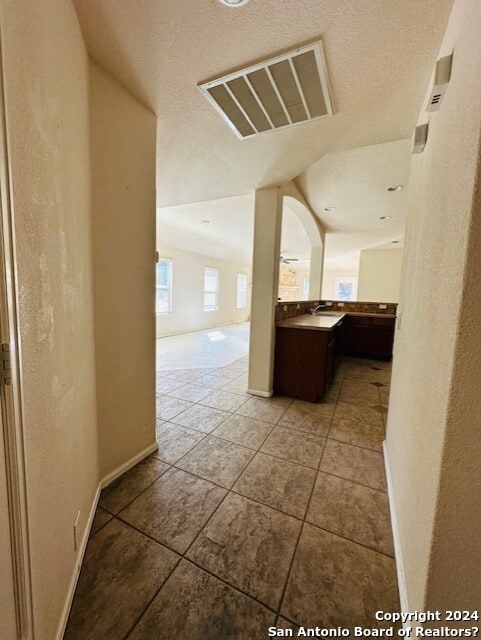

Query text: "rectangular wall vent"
[198, 41, 335, 139]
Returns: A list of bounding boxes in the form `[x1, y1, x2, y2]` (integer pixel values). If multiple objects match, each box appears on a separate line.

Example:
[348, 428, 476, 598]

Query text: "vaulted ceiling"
[74, 0, 454, 264]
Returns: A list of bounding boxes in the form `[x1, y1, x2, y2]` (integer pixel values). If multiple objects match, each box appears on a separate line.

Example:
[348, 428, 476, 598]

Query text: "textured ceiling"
[156, 194, 311, 264]
[299, 139, 411, 268]
[73, 0, 453, 208]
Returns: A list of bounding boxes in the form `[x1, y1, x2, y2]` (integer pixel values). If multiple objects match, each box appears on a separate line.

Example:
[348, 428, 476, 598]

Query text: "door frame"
[0, 29, 34, 640]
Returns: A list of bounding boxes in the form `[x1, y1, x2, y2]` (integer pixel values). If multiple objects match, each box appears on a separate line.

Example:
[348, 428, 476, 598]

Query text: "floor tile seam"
[159, 392, 246, 414]
[210, 408, 279, 449]
[315, 468, 388, 494]
[241, 447, 323, 474]
[181, 556, 280, 617]
[153, 430, 210, 466]
[264, 421, 328, 443]
[324, 435, 386, 456]
[122, 555, 183, 640]
[172, 433, 256, 473]
[209, 418, 279, 454]
[276, 421, 330, 439]
[275, 434, 330, 617]
[300, 519, 396, 560]
[114, 514, 184, 558]
[88, 518, 112, 538]
[99, 464, 173, 518]
[326, 434, 384, 454]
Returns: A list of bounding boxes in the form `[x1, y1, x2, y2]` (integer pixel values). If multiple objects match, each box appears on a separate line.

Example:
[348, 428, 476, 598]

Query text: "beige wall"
[156, 245, 250, 337]
[90, 61, 157, 479]
[0, 2, 98, 638]
[278, 266, 310, 302]
[386, 0, 481, 611]
[321, 268, 359, 300]
[357, 249, 403, 302]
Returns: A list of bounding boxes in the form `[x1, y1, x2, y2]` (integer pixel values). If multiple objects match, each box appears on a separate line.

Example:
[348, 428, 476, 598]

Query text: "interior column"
[248, 187, 283, 396]
[308, 243, 324, 300]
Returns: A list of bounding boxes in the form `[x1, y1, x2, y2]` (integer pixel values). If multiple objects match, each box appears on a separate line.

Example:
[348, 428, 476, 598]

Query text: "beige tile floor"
[65, 331, 400, 639]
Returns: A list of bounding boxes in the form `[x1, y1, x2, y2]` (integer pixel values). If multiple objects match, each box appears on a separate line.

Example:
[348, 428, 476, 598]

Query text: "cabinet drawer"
[372, 317, 395, 327]
[349, 315, 371, 325]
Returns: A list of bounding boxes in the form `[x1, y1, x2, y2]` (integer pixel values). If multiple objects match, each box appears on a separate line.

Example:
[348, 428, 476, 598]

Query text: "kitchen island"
[273, 313, 345, 402]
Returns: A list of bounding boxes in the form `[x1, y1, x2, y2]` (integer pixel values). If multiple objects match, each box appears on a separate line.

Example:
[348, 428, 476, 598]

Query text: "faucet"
[309, 303, 326, 315]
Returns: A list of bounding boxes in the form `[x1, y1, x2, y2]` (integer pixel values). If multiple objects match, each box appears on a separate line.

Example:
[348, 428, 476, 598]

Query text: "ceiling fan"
[280, 255, 299, 264]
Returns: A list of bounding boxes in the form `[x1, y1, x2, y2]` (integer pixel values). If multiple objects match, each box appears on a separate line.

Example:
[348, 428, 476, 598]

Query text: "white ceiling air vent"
[198, 41, 334, 139]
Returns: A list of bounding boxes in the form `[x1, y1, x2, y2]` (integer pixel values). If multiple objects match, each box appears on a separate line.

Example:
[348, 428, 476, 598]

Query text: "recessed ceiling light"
[387, 185, 404, 191]
[200, 219, 211, 224]
[324, 206, 336, 212]
[380, 216, 392, 220]
[218, 0, 250, 6]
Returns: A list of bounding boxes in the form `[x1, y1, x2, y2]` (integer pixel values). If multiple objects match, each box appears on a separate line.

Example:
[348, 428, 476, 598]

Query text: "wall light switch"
[338, 302, 344, 307]
[326, 301, 333, 306]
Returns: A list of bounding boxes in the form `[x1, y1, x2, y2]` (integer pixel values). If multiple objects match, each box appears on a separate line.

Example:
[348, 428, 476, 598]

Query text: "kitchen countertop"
[276, 313, 345, 331]
[342, 311, 397, 318]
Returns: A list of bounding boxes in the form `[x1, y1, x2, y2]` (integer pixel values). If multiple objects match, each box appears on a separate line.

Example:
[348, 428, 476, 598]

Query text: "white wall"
[90, 61, 157, 479]
[322, 269, 359, 300]
[357, 249, 403, 302]
[156, 245, 251, 337]
[0, 2, 98, 638]
[386, 0, 481, 612]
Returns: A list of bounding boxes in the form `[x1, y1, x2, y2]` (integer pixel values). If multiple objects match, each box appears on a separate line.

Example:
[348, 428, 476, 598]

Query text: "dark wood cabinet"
[343, 314, 395, 359]
[273, 326, 334, 402]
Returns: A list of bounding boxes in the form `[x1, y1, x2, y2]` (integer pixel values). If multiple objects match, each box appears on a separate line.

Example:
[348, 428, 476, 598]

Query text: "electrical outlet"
[283, 305, 287, 311]
[325, 301, 333, 307]
[73, 511, 81, 552]
[379, 304, 387, 309]
[296, 304, 300, 310]
[338, 302, 344, 307]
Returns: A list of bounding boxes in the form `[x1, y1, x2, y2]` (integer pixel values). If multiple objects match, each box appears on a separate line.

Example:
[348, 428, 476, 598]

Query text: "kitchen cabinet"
[273, 318, 342, 402]
[343, 314, 395, 359]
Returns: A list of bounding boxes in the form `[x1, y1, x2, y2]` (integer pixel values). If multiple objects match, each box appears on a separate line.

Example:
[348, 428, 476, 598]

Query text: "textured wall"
[0, 2, 98, 638]
[386, 0, 481, 610]
[155, 245, 251, 338]
[357, 249, 403, 303]
[90, 61, 157, 479]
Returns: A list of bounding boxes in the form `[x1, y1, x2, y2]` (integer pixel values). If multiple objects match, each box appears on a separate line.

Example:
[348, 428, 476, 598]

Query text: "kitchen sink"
[312, 311, 344, 317]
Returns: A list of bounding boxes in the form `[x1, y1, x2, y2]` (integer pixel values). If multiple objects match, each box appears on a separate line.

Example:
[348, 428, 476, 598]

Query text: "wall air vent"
[198, 41, 335, 139]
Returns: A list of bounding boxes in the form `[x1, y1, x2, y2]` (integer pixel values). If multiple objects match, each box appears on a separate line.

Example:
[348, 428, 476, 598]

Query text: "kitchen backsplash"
[275, 300, 397, 322]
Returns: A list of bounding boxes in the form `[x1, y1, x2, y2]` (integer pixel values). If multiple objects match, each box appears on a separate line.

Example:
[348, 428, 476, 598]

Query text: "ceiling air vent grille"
[199, 41, 334, 139]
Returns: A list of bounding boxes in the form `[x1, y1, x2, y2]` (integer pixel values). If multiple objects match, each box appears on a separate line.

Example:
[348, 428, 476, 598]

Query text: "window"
[302, 277, 310, 299]
[333, 276, 358, 301]
[236, 273, 248, 309]
[156, 259, 173, 314]
[204, 267, 219, 312]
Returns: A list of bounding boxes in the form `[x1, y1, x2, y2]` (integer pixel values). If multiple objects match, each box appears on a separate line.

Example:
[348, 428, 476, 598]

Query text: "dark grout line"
[302, 519, 396, 559]
[96, 355, 395, 637]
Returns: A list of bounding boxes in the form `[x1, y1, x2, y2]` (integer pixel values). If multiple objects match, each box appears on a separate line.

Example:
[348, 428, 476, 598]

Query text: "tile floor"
[65, 327, 399, 639]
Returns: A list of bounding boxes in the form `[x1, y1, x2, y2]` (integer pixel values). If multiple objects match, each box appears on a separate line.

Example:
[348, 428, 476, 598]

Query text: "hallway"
[65, 326, 399, 639]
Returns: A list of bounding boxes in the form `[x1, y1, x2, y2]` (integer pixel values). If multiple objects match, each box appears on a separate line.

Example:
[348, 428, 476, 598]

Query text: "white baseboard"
[247, 388, 273, 398]
[100, 441, 159, 489]
[55, 441, 159, 639]
[383, 441, 409, 618]
[55, 483, 100, 640]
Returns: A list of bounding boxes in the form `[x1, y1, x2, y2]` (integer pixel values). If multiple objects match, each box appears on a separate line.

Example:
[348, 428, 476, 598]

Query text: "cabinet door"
[370, 318, 395, 357]
[326, 337, 335, 386]
[344, 320, 371, 355]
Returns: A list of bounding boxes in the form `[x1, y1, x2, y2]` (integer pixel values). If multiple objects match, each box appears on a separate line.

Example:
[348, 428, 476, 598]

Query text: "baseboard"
[100, 441, 159, 489]
[55, 441, 159, 639]
[55, 483, 101, 640]
[247, 388, 273, 398]
[383, 441, 410, 618]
